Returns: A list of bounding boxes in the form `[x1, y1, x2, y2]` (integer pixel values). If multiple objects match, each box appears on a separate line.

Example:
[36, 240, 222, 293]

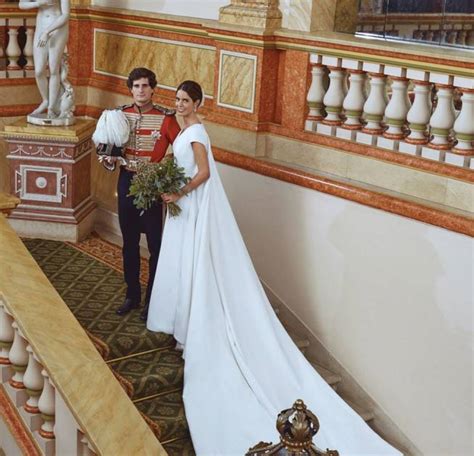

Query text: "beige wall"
[217, 162, 473, 456]
[91, 0, 229, 20]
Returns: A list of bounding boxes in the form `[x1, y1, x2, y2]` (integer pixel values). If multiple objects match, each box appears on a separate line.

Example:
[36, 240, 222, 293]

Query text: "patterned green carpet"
[23, 238, 195, 455]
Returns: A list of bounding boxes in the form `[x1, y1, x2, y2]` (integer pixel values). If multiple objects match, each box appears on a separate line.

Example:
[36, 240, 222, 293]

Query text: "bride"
[147, 80, 400, 456]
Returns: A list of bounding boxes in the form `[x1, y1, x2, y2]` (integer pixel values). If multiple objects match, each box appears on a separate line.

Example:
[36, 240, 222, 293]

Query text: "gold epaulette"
[153, 104, 176, 116]
[116, 103, 134, 111]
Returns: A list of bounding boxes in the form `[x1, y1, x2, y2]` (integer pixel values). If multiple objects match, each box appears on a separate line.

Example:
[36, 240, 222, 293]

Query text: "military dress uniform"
[117, 103, 180, 313]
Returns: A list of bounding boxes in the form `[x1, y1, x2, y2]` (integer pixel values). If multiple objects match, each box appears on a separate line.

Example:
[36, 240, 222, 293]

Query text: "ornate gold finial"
[246, 399, 339, 455]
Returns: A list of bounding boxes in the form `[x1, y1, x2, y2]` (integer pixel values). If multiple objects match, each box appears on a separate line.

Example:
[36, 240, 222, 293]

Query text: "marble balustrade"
[356, 14, 474, 48]
[306, 53, 474, 169]
[0, 300, 97, 456]
[1, 15, 35, 79]
[0, 215, 165, 454]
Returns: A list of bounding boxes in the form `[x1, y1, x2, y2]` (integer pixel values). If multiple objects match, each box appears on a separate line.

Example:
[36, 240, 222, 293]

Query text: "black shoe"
[139, 301, 150, 321]
[116, 298, 139, 316]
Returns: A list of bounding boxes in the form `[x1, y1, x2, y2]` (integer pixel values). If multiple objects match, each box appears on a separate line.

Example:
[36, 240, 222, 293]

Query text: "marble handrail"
[0, 215, 166, 455]
[0, 192, 20, 215]
[305, 52, 474, 169]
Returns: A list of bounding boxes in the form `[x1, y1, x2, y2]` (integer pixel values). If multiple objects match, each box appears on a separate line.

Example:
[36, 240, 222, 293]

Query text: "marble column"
[219, 0, 282, 29]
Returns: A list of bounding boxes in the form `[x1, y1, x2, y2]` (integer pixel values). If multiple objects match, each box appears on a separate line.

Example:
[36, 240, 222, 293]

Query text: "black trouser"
[117, 167, 163, 303]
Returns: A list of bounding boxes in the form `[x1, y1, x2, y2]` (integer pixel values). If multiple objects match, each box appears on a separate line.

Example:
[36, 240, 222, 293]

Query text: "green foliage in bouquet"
[128, 157, 191, 217]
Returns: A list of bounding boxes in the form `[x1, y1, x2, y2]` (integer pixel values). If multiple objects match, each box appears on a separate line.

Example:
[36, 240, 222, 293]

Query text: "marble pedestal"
[2, 118, 97, 242]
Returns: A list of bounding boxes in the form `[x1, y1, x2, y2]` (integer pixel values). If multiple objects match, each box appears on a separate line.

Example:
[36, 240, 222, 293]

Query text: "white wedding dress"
[147, 124, 400, 456]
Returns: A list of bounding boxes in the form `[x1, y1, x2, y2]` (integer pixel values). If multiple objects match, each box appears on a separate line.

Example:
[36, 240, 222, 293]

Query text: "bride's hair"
[176, 80, 203, 108]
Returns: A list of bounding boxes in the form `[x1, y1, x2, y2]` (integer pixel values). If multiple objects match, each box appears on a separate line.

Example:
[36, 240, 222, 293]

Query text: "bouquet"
[128, 157, 190, 217]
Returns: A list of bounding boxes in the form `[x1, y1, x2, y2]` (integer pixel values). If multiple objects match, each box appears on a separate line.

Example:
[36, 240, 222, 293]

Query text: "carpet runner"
[23, 235, 195, 456]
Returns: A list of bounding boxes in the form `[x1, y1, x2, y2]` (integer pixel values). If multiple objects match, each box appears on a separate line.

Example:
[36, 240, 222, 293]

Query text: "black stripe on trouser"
[118, 167, 163, 303]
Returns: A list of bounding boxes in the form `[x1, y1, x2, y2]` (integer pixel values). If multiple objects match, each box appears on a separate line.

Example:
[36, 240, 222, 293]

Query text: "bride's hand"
[162, 193, 180, 204]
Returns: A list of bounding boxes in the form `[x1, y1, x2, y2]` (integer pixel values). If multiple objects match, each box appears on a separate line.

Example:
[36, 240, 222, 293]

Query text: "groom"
[103, 67, 180, 320]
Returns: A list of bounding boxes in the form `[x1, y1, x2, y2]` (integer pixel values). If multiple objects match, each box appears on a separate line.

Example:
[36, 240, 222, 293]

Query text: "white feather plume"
[92, 109, 130, 147]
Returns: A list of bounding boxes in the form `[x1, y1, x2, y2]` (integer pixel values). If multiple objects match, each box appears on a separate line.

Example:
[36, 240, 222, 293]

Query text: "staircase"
[23, 236, 377, 455]
[285, 320, 374, 421]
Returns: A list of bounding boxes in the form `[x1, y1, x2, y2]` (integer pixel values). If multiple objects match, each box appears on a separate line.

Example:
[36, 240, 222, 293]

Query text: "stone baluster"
[439, 29, 447, 44]
[24, 26, 35, 72]
[38, 369, 56, 439]
[452, 89, 474, 155]
[0, 19, 5, 65]
[23, 346, 44, 414]
[428, 84, 456, 149]
[466, 30, 474, 47]
[9, 322, 28, 389]
[305, 62, 327, 130]
[80, 434, 97, 455]
[406, 81, 432, 144]
[0, 303, 14, 366]
[5, 20, 23, 72]
[458, 30, 467, 46]
[362, 73, 387, 134]
[425, 29, 435, 42]
[383, 76, 410, 139]
[342, 70, 367, 130]
[322, 66, 346, 125]
[446, 30, 458, 45]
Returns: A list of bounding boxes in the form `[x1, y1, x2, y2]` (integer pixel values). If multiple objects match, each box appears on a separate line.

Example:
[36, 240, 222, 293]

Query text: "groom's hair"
[127, 67, 157, 89]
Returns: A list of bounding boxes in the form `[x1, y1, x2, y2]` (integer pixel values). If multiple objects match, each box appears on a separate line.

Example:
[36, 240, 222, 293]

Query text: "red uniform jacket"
[121, 103, 181, 167]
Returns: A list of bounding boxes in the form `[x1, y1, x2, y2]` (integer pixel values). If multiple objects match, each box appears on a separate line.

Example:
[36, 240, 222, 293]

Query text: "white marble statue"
[19, 0, 74, 125]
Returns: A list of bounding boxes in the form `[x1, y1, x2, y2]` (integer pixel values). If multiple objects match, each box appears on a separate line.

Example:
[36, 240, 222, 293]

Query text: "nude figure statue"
[19, 0, 71, 121]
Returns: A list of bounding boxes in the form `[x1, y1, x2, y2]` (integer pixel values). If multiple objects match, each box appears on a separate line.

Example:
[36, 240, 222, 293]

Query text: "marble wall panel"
[286, 0, 313, 32]
[0, 85, 41, 107]
[218, 51, 257, 112]
[94, 30, 216, 97]
[310, 0, 337, 31]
